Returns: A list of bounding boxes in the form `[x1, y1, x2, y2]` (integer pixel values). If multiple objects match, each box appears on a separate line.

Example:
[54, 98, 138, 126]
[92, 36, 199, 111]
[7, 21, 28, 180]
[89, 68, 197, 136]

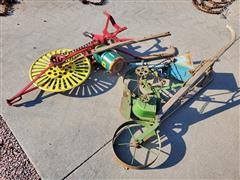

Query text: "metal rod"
[94, 32, 171, 54]
[159, 25, 236, 118]
[6, 64, 53, 106]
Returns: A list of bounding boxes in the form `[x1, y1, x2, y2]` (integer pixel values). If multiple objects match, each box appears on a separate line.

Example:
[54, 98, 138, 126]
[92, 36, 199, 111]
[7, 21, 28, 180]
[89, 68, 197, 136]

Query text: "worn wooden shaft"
[159, 25, 236, 117]
[94, 32, 171, 54]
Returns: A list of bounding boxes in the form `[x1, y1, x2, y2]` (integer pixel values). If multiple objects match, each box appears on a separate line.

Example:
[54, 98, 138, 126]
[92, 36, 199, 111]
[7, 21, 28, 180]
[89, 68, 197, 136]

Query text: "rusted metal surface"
[93, 32, 172, 54]
[0, 115, 41, 179]
[112, 25, 236, 169]
[192, 0, 235, 14]
[0, 0, 18, 16]
[159, 25, 236, 119]
[6, 11, 174, 106]
[112, 121, 160, 170]
[116, 46, 177, 63]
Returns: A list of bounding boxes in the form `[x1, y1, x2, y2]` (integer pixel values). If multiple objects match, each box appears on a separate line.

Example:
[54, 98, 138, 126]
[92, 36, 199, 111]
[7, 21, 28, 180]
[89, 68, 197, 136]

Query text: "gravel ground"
[0, 115, 40, 180]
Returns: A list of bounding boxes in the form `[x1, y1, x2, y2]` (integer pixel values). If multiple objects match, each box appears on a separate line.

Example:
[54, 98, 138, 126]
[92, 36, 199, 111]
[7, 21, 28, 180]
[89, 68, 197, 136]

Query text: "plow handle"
[159, 25, 236, 118]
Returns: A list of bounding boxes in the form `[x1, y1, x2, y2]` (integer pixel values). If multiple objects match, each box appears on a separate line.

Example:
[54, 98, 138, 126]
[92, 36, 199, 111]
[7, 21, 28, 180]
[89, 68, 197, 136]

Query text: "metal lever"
[83, 31, 94, 39]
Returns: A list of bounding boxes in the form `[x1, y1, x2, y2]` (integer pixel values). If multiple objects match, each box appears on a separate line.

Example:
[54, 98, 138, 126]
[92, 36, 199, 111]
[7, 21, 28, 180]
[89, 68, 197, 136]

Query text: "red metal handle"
[6, 96, 22, 106]
[6, 64, 53, 106]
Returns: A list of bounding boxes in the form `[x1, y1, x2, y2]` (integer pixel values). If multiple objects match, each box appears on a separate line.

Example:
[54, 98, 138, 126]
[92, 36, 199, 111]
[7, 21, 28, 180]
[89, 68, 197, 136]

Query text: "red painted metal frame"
[6, 11, 133, 106]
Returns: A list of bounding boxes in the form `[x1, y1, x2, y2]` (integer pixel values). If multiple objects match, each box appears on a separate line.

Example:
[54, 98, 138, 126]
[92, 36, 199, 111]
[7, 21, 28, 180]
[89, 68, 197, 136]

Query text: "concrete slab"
[1, 0, 239, 179]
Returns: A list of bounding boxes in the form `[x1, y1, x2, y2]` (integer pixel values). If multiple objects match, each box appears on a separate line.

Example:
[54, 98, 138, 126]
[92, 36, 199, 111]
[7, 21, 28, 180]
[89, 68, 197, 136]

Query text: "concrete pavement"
[1, 0, 239, 179]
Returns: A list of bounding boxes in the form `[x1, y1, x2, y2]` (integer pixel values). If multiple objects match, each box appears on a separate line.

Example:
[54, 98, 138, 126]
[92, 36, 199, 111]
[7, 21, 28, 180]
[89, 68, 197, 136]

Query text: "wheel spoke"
[113, 121, 162, 169]
[144, 149, 150, 166]
[126, 126, 136, 141]
[160, 149, 170, 155]
[29, 48, 91, 92]
[117, 143, 136, 148]
[156, 131, 161, 152]
[131, 146, 137, 165]
[139, 144, 159, 156]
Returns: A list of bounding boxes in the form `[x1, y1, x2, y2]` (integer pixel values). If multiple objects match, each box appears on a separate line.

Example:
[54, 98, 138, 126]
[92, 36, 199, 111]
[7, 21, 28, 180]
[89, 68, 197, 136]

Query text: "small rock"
[0, 138, 3, 145]
[0, 116, 40, 179]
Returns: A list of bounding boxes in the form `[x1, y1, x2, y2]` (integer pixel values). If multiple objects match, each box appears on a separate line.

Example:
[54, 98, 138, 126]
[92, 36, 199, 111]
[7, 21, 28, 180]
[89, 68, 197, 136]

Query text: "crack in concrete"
[61, 138, 112, 180]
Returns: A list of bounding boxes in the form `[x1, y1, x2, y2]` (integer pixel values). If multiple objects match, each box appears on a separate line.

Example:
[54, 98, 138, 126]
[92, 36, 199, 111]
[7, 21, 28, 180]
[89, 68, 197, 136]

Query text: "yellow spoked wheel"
[29, 48, 91, 92]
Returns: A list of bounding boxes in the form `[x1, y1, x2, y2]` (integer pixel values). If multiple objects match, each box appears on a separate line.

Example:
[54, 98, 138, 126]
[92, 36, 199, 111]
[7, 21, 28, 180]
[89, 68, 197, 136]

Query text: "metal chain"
[72, 40, 96, 53]
[61, 40, 96, 57]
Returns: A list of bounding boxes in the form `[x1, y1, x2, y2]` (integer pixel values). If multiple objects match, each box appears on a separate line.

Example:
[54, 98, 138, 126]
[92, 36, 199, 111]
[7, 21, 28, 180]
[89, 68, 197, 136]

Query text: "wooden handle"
[159, 25, 236, 118]
[94, 32, 171, 54]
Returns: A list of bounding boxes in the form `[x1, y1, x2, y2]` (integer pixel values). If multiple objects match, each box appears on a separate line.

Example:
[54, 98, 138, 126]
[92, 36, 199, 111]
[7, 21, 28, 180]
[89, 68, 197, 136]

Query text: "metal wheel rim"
[29, 48, 91, 92]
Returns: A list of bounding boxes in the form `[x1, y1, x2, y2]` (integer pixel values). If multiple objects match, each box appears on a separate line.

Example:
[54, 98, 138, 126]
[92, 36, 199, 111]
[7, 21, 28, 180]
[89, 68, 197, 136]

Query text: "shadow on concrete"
[118, 39, 178, 60]
[14, 90, 58, 107]
[109, 71, 240, 170]
[14, 65, 119, 107]
[113, 123, 161, 168]
[61, 66, 119, 98]
[150, 72, 240, 169]
[14, 39, 171, 106]
[110, 72, 239, 170]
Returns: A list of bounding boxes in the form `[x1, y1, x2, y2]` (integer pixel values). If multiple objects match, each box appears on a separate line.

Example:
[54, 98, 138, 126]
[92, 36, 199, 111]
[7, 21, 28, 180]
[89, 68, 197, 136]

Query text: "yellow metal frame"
[29, 48, 91, 92]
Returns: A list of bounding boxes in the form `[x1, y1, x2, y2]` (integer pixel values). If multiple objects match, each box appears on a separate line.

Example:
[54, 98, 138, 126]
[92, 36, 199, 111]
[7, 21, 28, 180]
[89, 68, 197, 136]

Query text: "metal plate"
[29, 48, 91, 92]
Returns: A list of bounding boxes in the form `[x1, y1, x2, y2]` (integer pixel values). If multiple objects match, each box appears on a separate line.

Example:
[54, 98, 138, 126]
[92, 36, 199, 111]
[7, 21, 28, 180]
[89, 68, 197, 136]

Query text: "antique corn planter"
[112, 25, 236, 169]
